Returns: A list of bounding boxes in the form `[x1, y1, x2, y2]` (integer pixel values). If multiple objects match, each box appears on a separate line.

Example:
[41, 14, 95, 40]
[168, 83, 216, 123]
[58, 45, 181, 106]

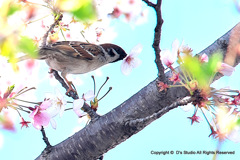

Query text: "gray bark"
[36, 22, 240, 160]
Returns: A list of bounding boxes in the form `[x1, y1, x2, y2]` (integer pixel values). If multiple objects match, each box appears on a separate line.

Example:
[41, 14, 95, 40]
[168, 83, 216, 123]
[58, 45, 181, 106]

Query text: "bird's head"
[100, 43, 127, 63]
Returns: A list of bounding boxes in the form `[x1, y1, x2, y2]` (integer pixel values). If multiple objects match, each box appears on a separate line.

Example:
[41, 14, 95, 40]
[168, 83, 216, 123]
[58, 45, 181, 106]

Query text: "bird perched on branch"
[18, 41, 127, 95]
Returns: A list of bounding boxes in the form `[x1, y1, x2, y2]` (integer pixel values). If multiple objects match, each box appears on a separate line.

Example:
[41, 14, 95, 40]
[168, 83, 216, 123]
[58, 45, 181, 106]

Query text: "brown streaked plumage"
[18, 41, 127, 95]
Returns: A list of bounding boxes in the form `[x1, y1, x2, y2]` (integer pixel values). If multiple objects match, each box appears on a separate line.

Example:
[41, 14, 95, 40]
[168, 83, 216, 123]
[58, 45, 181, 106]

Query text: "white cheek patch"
[111, 48, 117, 55]
[111, 48, 120, 58]
[99, 46, 108, 56]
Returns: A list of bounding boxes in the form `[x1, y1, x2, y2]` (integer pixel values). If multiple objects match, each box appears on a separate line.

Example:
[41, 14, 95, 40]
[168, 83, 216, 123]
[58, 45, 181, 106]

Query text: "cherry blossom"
[20, 117, 31, 129]
[82, 90, 95, 101]
[188, 114, 201, 125]
[121, 44, 142, 75]
[214, 106, 240, 142]
[199, 53, 208, 63]
[189, 80, 198, 91]
[29, 100, 52, 130]
[157, 81, 169, 92]
[0, 110, 15, 131]
[228, 127, 240, 143]
[73, 90, 95, 117]
[160, 39, 192, 68]
[73, 99, 85, 117]
[169, 72, 181, 84]
[160, 39, 180, 68]
[47, 89, 67, 118]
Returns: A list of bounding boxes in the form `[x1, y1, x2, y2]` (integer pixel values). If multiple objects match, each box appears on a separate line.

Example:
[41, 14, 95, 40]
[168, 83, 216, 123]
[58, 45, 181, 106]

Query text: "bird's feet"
[65, 81, 78, 96]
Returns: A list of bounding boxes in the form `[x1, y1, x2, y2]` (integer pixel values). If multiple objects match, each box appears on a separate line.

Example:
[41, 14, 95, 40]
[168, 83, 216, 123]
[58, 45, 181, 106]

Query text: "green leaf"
[182, 55, 206, 87]
[204, 52, 222, 76]
[8, 84, 15, 93]
[3, 84, 15, 99]
[237, 118, 240, 126]
[72, 0, 96, 21]
[0, 115, 3, 122]
[17, 36, 38, 58]
[181, 53, 222, 88]
[7, 4, 21, 17]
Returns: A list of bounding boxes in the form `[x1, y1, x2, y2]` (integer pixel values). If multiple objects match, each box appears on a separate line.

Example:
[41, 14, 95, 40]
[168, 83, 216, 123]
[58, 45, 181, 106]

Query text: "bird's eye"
[108, 48, 116, 57]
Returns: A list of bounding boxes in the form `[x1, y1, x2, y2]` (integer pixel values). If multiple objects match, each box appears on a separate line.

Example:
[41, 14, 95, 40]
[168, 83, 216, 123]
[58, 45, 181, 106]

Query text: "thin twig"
[143, 0, 165, 79]
[41, 14, 63, 47]
[153, 0, 165, 78]
[41, 127, 52, 148]
[142, 0, 156, 8]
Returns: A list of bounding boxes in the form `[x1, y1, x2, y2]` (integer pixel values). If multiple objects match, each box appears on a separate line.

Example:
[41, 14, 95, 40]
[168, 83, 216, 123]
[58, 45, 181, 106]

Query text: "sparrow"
[18, 41, 127, 94]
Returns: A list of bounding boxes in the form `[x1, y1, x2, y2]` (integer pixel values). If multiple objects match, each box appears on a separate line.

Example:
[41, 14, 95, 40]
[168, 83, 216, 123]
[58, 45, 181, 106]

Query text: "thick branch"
[36, 23, 240, 160]
[126, 96, 193, 130]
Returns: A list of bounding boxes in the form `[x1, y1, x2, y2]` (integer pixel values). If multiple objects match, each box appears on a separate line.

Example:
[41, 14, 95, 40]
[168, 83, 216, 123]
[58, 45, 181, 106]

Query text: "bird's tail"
[9, 47, 48, 63]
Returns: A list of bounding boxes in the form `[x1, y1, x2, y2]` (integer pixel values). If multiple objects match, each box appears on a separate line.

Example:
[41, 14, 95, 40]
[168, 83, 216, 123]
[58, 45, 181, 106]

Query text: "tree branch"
[126, 96, 193, 131]
[36, 23, 240, 160]
[145, 0, 165, 79]
[40, 14, 63, 47]
[142, 0, 156, 8]
[51, 70, 79, 99]
[40, 127, 52, 158]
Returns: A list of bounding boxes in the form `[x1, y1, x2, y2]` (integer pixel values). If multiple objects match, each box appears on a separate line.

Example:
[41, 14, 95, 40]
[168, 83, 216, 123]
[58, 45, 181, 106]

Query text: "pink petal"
[32, 122, 42, 130]
[59, 104, 65, 117]
[50, 119, 57, 130]
[219, 63, 235, 76]
[178, 39, 185, 52]
[171, 39, 180, 55]
[199, 53, 208, 63]
[55, 88, 65, 101]
[54, 88, 66, 117]
[131, 57, 142, 68]
[121, 60, 133, 76]
[32, 111, 50, 130]
[228, 127, 240, 143]
[83, 90, 95, 101]
[40, 99, 52, 110]
[47, 106, 60, 118]
[29, 107, 39, 118]
[129, 44, 143, 57]
[73, 99, 84, 117]
[160, 50, 175, 67]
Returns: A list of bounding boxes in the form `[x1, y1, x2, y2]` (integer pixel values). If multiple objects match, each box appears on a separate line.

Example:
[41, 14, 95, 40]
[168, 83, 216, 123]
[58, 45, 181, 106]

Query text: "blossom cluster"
[0, 86, 93, 131]
[158, 39, 240, 142]
[27, 0, 147, 45]
[0, 74, 120, 131]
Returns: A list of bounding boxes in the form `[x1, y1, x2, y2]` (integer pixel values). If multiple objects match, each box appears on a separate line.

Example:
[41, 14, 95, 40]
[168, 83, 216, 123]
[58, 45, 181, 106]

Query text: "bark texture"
[36, 23, 240, 160]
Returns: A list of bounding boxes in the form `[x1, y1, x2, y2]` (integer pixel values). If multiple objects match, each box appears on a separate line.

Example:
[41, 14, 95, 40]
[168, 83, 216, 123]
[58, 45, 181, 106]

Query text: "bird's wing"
[49, 41, 104, 60]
